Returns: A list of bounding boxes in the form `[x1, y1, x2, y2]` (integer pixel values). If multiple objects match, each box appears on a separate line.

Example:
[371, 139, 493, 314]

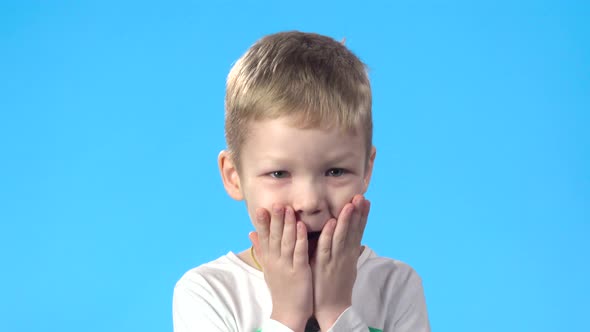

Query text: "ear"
[362, 146, 377, 193]
[218, 150, 244, 201]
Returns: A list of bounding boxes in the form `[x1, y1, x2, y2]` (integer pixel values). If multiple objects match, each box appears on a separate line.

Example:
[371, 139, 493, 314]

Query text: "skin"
[218, 117, 376, 332]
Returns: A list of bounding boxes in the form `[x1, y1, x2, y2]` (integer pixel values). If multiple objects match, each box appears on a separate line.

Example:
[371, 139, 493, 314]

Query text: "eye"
[269, 170, 289, 178]
[326, 168, 346, 177]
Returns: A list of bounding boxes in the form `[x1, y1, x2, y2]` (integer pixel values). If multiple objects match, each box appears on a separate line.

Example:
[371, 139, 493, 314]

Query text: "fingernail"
[345, 204, 354, 214]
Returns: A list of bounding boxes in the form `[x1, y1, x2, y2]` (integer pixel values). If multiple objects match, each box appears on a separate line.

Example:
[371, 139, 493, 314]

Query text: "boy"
[173, 31, 430, 332]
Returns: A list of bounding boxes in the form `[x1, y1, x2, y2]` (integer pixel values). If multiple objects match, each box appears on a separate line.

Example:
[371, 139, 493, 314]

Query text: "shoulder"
[174, 253, 260, 296]
[355, 247, 430, 330]
[172, 254, 245, 331]
[173, 253, 269, 331]
[356, 246, 425, 299]
[174, 255, 230, 304]
[359, 246, 423, 282]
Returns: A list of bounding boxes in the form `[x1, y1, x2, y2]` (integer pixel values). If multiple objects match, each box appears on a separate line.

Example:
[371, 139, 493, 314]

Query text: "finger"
[249, 231, 262, 262]
[281, 206, 296, 262]
[348, 195, 365, 244]
[293, 221, 309, 267]
[249, 231, 259, 250]
[332, 203, 353, 252]
[269, 204, 285, 256]
[357, 199, 371, 243]
[255, 208, 271, 254]
[315, 218, 336, 263]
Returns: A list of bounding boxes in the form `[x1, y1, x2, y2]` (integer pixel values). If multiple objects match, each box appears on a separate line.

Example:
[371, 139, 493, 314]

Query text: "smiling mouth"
[307, 231, 321, 241]
[307, 231, 321, 258]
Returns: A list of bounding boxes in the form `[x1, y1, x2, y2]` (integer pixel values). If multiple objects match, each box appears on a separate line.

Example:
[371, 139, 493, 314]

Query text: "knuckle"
[319, 246, 331, 255]
[281, 239, 294, 250]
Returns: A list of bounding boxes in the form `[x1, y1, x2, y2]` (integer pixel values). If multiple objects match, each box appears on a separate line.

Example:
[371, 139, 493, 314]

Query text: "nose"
[292, 178, 324, 218]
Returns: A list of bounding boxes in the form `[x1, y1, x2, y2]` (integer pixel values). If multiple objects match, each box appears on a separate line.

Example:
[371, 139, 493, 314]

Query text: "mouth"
[307, 231, 321, 258]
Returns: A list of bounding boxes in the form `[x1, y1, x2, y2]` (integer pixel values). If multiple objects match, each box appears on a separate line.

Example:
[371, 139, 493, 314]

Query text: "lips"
[307, 231, 321, 258]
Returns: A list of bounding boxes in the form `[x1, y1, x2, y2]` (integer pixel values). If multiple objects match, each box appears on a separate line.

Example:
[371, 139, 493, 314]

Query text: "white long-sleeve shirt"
[173, 246, 430, 332]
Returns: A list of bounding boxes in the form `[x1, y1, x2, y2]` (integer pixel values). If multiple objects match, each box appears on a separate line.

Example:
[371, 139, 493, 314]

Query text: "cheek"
[244, 182, 290, 219]
[328, 181, 365, 217]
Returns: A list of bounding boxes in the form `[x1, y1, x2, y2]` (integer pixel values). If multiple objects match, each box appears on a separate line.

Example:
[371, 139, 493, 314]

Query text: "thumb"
[249, 231, 260, 255]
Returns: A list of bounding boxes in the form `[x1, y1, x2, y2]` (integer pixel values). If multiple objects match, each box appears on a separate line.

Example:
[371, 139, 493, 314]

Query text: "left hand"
[310, 194, 370, 330]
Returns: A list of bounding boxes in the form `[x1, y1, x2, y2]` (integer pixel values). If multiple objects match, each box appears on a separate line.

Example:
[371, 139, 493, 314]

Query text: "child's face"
[220, 117, 376, 233]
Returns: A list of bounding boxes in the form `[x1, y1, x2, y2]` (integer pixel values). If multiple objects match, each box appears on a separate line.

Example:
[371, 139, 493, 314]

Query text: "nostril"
[295, 209, 320, 218]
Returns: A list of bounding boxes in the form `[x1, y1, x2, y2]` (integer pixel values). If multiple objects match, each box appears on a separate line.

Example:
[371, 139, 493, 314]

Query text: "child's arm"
[173, 273, 303, 332]
[311, 194, 369, 330]
[249, 196, 430, 332]
[312, 195, 430, 332]
[250, 205, 314, 332]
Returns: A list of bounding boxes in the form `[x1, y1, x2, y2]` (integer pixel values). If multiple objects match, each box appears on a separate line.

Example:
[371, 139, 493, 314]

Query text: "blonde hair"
[225, 31, 372, 167]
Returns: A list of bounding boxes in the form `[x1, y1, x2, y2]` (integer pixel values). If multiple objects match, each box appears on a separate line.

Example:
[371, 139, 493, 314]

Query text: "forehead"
[241, 117, 366, 163]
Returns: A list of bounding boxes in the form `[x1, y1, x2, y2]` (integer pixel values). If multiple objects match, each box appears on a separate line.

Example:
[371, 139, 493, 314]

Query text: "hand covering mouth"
[307, 231, 321, 258]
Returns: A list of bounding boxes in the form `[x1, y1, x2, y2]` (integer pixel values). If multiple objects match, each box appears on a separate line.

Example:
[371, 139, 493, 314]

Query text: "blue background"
[1, 1, 588, 331]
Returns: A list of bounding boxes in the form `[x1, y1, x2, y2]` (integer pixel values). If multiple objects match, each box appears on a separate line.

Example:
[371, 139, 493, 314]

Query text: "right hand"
[250, 204, 313, 332]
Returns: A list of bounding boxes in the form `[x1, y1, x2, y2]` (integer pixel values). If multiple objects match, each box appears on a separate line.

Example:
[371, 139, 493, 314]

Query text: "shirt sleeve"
[257, 319, 297, 332]
[327, 268, 430, 332]
[326, 307, 369, 331]
[173, 275, 298, 332]
[391, 270, 431, 332]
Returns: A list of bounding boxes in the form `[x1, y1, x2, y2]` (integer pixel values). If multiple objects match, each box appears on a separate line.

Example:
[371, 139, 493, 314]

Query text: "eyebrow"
[258, 151, 361, 165]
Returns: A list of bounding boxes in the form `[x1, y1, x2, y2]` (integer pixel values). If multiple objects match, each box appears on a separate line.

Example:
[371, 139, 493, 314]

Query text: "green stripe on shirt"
[256, 327, 382, 332]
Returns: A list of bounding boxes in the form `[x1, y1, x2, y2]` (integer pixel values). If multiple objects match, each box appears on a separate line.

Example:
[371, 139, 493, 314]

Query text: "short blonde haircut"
[225, 31, 372, 168]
